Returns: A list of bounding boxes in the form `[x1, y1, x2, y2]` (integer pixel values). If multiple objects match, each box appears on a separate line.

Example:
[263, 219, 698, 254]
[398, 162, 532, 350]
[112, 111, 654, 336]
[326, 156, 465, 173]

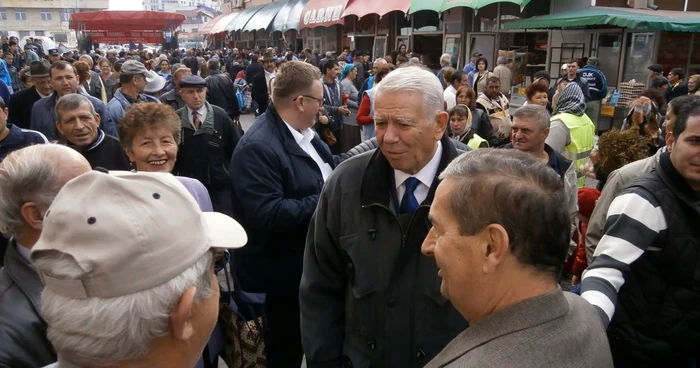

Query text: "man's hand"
[572, 275, 580, 286]
[338, 106, 351, 116]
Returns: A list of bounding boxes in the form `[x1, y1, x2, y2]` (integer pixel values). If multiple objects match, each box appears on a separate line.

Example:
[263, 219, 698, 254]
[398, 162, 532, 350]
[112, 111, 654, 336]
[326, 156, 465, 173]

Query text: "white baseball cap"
[31, 170, 247, 299]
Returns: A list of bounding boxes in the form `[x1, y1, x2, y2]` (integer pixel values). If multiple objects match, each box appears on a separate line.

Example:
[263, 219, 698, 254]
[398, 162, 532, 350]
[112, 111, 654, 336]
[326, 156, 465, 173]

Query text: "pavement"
[239, 112, 257, 132]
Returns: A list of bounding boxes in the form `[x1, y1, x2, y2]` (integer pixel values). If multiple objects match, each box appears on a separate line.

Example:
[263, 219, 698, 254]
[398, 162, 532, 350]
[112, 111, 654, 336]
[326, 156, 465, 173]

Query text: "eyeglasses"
[294, 95, 324, 104]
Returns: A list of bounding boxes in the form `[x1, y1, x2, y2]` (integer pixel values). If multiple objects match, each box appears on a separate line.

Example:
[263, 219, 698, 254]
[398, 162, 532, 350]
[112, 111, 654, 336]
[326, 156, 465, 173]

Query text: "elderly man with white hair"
[300, 65, 467, 367]
[31, 170, 247, 368]
[437, 53, 452, 89]
[0, 144, 92, 368]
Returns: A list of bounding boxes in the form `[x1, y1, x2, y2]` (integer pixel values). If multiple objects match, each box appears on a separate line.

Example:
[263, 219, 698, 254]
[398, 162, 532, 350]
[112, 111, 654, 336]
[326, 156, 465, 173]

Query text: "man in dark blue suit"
[228, 61, 335, 368]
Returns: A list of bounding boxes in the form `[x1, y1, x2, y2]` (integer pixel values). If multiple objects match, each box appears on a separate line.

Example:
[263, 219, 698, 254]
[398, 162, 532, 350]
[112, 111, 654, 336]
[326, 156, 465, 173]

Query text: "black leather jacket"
[0, 239, 56, 368]
[205, 71, 240, 119]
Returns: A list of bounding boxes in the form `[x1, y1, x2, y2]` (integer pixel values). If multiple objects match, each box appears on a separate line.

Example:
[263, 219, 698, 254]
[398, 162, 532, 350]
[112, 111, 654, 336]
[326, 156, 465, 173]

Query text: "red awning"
[300, 0, 349, 29]
[342, 0, 410, 18]
[70, 11, 186, 32]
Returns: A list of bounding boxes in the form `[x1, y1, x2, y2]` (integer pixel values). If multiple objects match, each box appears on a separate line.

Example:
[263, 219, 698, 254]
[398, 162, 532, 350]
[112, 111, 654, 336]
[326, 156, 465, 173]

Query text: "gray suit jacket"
[425, 288, 613, 368]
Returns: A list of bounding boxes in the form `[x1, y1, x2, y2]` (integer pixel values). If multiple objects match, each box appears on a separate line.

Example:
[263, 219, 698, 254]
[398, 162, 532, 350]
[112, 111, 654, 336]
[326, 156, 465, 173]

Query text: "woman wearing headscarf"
[546, 83, 596, 188]
[339, 63, 361, 152]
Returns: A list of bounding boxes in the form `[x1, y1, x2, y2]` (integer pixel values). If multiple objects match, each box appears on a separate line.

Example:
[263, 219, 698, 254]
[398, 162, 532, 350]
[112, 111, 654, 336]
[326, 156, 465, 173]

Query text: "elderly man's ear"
[170, 286, 197, 340]
[21, 202, 45, 231]
[481, 224, 510, 274]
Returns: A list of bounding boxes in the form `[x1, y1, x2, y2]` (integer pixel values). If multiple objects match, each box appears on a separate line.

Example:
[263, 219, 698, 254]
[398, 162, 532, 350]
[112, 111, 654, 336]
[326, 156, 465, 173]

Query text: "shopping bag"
[219, 264, 266, 368]
[236, 88, 246, 111]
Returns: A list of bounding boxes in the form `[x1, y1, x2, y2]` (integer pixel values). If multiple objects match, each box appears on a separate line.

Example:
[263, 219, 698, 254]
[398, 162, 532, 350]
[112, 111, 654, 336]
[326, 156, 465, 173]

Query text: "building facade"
[144, 0, 221, 12]
[0, 0, 109, 46]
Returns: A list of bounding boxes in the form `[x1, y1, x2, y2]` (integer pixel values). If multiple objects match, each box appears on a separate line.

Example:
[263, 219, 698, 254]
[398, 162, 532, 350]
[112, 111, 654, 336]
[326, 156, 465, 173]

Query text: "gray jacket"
[300, 134, 467, 368]
[160, 89, 187, 111]
[0, 239, 56, 368]
[425, 288, 613, 368]
[585, 148, 664, 263]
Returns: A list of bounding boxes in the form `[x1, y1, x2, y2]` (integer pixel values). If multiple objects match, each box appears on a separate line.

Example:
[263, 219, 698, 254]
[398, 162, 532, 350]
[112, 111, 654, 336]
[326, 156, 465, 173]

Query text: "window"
[191, 28, 198, 32]
[19, 31, 30, 38]
[60, 9, 71, 22]
[41, 9, 52, 21]
[15, 9, 26, 21]
[35, 31, 45, 36]
[54, 33, 68, 43]
[0, 8, 6, 21]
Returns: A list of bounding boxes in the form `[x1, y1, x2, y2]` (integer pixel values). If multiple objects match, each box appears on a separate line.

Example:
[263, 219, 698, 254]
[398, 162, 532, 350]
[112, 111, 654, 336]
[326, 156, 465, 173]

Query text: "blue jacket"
[106, 88, 161, 128]
[0, 124, 48, 161]
[0, 79, 10, 106]
[579, 65, 608, 101]
[30, 92, 118, 141]
[228, 103, 336, 297]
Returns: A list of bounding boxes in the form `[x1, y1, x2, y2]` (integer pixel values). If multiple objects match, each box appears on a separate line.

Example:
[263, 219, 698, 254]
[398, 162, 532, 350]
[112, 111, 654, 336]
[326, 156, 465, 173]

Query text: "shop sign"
[303, 5, 344, 26]
[84, 30, 164, 43]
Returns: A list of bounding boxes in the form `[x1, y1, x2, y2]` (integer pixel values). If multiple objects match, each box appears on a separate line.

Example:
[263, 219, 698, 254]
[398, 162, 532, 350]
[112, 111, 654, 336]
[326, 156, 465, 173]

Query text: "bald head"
[0, 144, 91, 240]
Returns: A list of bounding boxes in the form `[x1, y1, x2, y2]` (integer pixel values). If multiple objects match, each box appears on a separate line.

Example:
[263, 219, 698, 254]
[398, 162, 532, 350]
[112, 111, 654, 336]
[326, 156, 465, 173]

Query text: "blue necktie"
[400, 177, 420, 214]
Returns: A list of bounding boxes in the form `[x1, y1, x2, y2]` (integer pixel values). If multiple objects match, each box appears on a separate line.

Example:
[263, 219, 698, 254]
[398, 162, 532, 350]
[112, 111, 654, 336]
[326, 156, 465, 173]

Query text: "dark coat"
[665, 82, 689, 104]
[0, 239, 57, 368]
[67, 130, 131, 171]
[0, 123, 48, 161]
[173, 102, 240, 191]
[245, 61, 267, 100]
[205, 71, 240, 119]
[7, 86, 41, 129]
[300, 134, 467, 367]
[229, 103, 335, 296]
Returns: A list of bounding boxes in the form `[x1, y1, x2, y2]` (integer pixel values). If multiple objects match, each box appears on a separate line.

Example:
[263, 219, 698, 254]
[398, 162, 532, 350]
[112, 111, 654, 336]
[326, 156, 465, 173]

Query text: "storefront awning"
[270, 0, 310, 32]
[225, 5, 266, 32]
[343, 0, 411, 18]
[200, 12, 239, 34]
[243, 1, 288, 32]
[502, 6, 700, 32]
[300, 0, 349, 29]
[409, 0, 531, 14]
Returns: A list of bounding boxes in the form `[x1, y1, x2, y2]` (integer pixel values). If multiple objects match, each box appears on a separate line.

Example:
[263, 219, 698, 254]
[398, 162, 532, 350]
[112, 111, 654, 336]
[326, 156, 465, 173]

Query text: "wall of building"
[552, 0, 592, 13]
[597, 0, 687, 10]
[244, 0, 274, 8]
[0, 0, 108, 44]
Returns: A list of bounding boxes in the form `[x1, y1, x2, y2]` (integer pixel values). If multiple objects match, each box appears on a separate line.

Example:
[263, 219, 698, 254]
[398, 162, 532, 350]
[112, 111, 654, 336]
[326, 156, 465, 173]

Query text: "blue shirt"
[463, 61, 476, 74]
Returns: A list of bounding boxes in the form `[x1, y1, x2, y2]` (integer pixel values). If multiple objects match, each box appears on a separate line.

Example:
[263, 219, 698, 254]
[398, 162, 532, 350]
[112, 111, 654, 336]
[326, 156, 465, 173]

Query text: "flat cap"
[179, 75, 207, 88]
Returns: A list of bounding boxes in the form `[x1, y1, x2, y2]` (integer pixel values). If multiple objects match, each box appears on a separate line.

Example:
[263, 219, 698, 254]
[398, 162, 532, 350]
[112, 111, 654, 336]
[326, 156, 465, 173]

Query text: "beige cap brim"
[203, 212, 247, 249]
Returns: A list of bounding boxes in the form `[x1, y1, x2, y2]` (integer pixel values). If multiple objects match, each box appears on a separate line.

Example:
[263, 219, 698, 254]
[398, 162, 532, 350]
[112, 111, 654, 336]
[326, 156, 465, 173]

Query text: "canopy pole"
[685, 0, 689, 11]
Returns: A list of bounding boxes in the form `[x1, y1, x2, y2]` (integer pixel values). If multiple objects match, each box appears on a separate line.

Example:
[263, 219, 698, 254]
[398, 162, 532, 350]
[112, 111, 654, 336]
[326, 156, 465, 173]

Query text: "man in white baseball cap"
[31, 170, 247, 368]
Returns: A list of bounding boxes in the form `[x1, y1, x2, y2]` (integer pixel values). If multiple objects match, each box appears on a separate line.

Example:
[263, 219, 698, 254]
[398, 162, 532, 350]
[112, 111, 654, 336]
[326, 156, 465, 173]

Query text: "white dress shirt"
[283, 121, 333, 181]
[187, 105, 208, 129]
[444, 85, 457, 110]
[394, 141, 443, 207]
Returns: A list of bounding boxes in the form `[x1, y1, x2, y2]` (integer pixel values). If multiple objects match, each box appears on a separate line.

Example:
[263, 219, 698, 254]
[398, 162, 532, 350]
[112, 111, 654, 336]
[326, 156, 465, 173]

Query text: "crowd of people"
[0, 35, 699, 368]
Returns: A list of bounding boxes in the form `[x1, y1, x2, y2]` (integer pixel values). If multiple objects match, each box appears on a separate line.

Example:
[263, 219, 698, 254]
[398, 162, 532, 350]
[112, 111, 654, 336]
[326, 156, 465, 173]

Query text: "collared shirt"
[187, 105, 208, 129]
[283, 120, 333, 181]
[394, 140, 443, 207]
[16, 242, 31, 262]
[444, 85, 457, 110]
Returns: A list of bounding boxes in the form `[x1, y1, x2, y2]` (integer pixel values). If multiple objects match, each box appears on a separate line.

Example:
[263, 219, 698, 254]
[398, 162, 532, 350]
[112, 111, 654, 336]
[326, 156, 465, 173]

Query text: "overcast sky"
[109, 0, 144, 10]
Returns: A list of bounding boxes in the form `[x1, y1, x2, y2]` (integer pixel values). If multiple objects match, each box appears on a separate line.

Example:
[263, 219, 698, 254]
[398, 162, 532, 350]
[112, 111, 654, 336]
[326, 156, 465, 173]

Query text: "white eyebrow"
[374, 115, 417, 125]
